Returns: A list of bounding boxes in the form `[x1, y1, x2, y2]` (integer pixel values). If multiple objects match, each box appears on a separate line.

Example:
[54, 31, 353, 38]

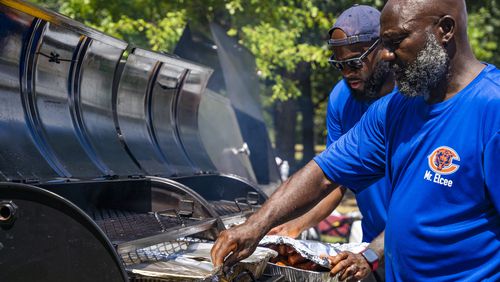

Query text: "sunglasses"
[328, 39, 380, 71]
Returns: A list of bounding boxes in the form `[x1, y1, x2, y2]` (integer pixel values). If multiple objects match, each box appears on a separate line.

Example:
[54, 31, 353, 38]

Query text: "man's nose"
[380, 49, 396, 62]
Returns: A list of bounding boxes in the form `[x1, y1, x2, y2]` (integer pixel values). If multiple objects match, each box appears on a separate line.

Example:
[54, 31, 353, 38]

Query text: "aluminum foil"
[127, 242, 277, 281]
[260, 236, 368, 281]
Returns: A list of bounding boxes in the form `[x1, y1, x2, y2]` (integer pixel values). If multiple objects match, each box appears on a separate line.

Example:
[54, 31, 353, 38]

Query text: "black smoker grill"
[0, 1, 281, 281]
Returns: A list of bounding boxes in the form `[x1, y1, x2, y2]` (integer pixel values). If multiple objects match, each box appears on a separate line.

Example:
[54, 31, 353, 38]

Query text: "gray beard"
[392, 33, 449, 98]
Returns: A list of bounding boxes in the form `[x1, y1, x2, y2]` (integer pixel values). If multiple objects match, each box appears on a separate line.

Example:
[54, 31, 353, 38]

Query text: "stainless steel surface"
[0, 2, 143, 181]
[199, 90, 256, 182]
[116, 51, 173, 176]
[149, 59, 193, 176]
[32, 22, 102, 178]
[117, 218, 218, 254]
[0, 7, 60, 181]
[134, 48, 217, 175]
[117, 48, 217, 177]
[77, 39, 141, 176]
[176, 63, 216, 174]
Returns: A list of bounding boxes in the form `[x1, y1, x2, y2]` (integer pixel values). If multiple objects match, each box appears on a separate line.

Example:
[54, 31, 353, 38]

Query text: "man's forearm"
[290, 186, 347, 232]
[246, 160, 339, 237]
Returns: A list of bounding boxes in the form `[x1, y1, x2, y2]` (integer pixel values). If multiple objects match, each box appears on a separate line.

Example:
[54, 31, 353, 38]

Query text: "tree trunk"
[298, 62, 315, 166]
[274, 98, 298, 169]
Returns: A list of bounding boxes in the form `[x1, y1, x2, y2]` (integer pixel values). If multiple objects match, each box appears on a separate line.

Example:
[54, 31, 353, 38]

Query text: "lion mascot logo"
[428, 146, 460, 175]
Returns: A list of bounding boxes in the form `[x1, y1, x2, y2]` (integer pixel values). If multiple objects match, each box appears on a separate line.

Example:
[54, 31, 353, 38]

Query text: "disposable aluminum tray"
[260, 236, 368, 282]
[265, 263, 338, 282]
[125, 241, 277, 282]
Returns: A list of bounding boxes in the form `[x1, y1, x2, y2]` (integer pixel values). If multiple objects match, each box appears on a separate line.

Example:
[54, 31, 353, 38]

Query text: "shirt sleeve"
[326, 88, 343, 147]
[484, 131, 500, 214]
[314, 98, 387, 192]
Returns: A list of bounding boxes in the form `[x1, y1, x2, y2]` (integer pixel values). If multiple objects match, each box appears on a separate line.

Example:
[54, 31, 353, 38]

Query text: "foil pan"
[260, 235, 367, 267]
[266, 262, 339, 282]
[260, 236, 368, 282]
[127, 242, 277, 282]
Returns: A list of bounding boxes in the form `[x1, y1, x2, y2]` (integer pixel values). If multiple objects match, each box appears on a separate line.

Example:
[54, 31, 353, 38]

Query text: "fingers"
[329, 256, 350, 276]
[210, 231, 237, 267]
[267, 226, 282, 235]
[328, 252, 372, 281]
[339, 264, 358, 281]
[224, 247, 252, 269]
[354, 269, 369, 280]
[267, 229, 278, 235]
[328, 252, 349, 275]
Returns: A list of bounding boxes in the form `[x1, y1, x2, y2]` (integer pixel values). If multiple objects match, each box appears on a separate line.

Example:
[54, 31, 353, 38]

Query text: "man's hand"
[210, 161, 338, 270]
[328, 251, 371, 281]
[210, 222, 263, 270]
[267, 223, 302, 238]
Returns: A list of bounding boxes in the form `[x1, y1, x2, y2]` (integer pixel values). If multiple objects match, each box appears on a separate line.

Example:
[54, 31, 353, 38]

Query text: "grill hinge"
[128, 174, 145, 179]
[17, 178, 40, 184]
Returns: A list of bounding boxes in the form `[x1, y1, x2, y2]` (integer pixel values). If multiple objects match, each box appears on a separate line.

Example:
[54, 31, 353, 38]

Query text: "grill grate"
[94, 210, 197, 243]
[209, 200, 250, 216]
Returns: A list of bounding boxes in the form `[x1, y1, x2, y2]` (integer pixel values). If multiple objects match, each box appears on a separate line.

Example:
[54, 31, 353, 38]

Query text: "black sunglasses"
[328, 39, 380, 71]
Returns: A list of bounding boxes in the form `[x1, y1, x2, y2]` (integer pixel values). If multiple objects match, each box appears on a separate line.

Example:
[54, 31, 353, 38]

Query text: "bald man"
[211, 0, 500, 280]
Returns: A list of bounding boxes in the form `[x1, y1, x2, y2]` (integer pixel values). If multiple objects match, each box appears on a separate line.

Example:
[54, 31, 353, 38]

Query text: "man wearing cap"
[211, 0, 500, 280]
[267, 5, 393, 281]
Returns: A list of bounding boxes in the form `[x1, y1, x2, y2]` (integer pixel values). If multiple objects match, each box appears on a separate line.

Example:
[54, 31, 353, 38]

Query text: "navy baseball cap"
[328, 4, 380, 46]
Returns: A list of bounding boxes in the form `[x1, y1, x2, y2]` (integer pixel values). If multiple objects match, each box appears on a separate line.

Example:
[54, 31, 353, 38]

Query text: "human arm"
[210, 161, 340, 268]
[267, 186, 347, 238]
[211, 96, 389, 269]
[328, 230, 385, 281]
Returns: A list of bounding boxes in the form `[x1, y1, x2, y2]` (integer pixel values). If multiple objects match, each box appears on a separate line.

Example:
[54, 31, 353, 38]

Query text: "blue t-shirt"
[326, 80, 390, 242]
[315, 64, 500, 281]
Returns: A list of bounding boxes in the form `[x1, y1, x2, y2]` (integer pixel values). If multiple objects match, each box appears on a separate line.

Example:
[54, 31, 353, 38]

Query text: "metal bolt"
[0, 201, 18, 225]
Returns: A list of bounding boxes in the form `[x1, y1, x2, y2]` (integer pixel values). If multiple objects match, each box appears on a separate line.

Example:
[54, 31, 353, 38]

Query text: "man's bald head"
[381, 0, 469, 51]
[379, 0, 480, 101]
[382, 0, 467, 22]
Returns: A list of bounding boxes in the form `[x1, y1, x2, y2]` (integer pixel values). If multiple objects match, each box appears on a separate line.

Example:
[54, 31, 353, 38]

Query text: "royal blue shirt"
[326, 80, 390, 242]
[315, 64, 500, 281]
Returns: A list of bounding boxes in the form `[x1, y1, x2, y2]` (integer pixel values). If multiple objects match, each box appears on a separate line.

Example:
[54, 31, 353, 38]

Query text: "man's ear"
[437, 15, 455, 46]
